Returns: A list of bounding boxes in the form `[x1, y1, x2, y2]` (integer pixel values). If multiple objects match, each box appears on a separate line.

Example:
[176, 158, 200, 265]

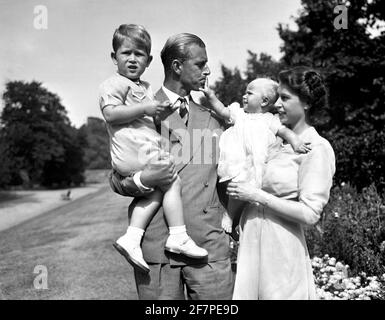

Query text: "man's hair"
[160, 33, 205, 73]
[112, 24, 151, 56]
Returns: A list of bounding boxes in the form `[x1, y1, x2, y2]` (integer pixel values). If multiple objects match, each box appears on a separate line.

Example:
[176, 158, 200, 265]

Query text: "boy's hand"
[293, 142, 312, 154]
[155, 100, 179, 121]
[144, 100, 172, 117]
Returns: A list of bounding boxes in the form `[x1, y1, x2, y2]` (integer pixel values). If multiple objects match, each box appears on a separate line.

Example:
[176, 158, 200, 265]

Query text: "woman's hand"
[227, 180, 260, 203]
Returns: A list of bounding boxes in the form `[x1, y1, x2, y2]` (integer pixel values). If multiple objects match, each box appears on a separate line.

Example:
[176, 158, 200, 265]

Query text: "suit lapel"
[188, 99, 212, 159]
[155, 88, 185, 142]
[155, 88, 213, 171]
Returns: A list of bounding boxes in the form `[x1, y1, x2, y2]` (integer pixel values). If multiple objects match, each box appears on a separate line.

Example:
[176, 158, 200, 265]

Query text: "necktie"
[178, 97, 189, 126]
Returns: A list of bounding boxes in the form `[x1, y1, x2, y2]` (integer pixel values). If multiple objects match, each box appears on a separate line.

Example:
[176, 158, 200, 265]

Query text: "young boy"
[99, 24, 208, 273]
[200, 78, 311, 233]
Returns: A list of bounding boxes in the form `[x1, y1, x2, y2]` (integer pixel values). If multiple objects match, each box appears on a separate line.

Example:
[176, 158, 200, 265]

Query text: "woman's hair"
[112, 24, 151, 56]
[278, 66, 328, 112]
[160, 33, 206, 74]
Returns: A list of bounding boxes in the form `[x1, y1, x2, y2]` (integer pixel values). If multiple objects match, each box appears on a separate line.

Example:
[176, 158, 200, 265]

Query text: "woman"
[228, 67, 336, 299]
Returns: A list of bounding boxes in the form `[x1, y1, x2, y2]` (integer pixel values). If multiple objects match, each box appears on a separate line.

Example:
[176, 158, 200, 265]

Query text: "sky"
[0, 0, 301, 128]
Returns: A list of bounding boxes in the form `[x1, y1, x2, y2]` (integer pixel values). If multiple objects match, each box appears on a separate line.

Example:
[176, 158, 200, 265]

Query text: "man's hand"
[140, 153, 177, 188]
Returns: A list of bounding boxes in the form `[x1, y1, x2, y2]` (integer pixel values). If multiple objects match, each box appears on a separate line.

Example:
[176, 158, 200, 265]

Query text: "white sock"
[169, 225, 189, 242]
[123, 226, 144, 246]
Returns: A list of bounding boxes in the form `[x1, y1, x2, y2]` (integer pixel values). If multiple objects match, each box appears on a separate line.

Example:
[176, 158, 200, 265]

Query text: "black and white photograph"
[0, 0, 384, 304]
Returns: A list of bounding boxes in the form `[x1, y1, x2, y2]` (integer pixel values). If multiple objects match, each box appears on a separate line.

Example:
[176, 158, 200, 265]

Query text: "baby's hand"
[144, 100, 172, 117]
[293, 141, 312, 154]
[198, 78, 216, 100]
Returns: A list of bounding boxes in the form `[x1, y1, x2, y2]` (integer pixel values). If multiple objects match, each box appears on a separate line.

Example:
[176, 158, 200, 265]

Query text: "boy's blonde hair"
[249, 78, 279, 106]
[112, 24, 151, 56]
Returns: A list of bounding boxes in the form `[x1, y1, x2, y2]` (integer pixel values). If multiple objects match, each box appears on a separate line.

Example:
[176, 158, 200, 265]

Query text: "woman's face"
[275, 84, 308, 129]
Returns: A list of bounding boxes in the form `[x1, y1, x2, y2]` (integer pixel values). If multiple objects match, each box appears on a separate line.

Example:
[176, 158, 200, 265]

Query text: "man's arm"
[109, 156, 177, 197]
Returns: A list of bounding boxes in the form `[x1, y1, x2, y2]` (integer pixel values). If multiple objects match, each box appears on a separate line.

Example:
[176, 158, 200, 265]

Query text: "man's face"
[179, 44, 210, 92]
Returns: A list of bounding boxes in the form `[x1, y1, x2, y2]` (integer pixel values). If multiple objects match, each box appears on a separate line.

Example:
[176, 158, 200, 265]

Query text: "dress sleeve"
[99, 77, 128, 111]
[298, 140, 336, 217]
[228, 102, 243, 124]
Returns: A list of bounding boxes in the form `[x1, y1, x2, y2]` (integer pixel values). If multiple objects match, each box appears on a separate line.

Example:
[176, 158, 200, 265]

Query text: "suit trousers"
[134, 258, 234, 300]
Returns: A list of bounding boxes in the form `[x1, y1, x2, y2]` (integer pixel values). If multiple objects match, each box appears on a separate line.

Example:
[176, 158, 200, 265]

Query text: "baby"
[200, 78, 311, 232]
[99, 24, 207, 273]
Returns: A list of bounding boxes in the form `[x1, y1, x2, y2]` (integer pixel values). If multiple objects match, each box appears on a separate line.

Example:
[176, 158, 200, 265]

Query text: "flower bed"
[312, 254, 385, 300]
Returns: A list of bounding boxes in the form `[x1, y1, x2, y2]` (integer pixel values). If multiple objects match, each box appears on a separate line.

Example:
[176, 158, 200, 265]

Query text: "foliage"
[277, 0, 385, 191]
[211, 0, 385, 192]
[211, 52, 283, 107]
[0, 81, 86, 188]
[0, 133, 12, 187]
[306, 183, 385, 277]
[79, 117, 111, 170]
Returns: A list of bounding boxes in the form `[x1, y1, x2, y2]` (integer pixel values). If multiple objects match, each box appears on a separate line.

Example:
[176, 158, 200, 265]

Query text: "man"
[110, 33, 233, 299]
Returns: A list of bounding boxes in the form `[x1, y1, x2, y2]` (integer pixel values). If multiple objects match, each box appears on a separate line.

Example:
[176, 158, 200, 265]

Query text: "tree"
[79, 117, 111, 169]
[0, 132, 12, 188]
[0, 81, 86, 187]
[278, 0, 385, 191]
[211, 0, 384, 191]
[211, 52, 282, 107]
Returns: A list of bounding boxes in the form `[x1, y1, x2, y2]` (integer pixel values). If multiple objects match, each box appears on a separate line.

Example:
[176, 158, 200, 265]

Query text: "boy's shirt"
[99, 73, 160, 174]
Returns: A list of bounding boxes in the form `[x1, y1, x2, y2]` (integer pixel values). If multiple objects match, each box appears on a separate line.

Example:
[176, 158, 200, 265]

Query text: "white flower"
[335, 262, 344, 271]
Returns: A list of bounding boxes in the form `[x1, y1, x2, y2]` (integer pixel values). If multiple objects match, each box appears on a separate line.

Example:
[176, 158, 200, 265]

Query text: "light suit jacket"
[125, 88, 230, 265]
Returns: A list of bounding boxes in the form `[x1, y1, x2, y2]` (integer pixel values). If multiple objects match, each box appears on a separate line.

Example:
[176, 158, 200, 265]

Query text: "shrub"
[306, 183, 385, 277]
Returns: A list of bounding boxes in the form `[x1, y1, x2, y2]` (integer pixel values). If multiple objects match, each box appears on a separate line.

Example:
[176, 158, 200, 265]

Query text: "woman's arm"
[227, 142, 335, 226]
[226, 182, 320, 225]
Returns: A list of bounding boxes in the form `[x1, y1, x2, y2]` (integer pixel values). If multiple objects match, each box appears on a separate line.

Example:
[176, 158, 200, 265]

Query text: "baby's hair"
[112, 24, 151, 56]
[278, 67, 328, 112]
[249, 78, 279, 106]
[160, 33, 205, 74]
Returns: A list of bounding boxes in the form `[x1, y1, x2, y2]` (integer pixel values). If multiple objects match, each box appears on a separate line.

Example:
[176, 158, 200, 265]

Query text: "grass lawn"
[0, 185, 139, 300]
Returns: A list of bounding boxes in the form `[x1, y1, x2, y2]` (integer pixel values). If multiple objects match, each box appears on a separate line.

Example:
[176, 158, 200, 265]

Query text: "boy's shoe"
[113, 238, 150, 273]
[165, 236, 208, 258]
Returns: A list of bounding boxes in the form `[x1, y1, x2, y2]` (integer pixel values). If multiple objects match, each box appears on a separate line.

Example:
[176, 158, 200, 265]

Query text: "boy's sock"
[122, 226, 144, 247]
[168, 225, 189, 243]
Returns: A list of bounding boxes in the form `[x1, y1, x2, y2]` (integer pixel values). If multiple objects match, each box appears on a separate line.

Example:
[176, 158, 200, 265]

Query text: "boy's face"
[242, 82, 264, 113]
[111, 38, 152, 81]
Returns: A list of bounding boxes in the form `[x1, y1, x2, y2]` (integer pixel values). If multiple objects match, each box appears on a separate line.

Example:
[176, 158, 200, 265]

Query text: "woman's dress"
[233, 127, 335, 300]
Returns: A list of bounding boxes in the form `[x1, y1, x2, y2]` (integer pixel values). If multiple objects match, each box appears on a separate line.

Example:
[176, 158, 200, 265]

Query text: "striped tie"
[178, 97, 189, 126]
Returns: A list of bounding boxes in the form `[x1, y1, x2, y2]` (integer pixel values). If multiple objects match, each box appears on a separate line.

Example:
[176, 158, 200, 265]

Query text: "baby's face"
[112, 38, 152, 81]
[242, 83, 263, 113]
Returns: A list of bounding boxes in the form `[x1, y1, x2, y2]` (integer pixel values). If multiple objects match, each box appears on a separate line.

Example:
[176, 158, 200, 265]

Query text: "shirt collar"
[162, 85, 190, 110]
